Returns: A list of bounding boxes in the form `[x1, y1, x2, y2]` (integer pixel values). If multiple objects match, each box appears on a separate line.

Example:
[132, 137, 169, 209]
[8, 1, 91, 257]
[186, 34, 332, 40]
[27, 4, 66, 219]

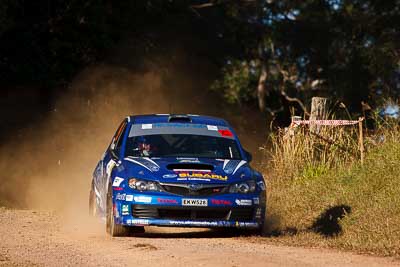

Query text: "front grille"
[160, 183, 228, 196]
[132, 205, 254, 221]
[132, 205, 158, 218]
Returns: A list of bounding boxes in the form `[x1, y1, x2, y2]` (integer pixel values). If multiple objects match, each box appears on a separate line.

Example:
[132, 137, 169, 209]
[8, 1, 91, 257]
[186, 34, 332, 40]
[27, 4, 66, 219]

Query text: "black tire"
[257, 221, 266, 236]
[106, 186, 130, 237]
[254, 209, 268, 236]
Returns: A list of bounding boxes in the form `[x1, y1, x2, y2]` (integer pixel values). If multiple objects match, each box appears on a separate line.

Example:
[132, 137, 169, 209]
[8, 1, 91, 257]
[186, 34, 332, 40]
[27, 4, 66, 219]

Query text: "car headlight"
[128, 178, 160, 192]
[229, 180, 256, 194]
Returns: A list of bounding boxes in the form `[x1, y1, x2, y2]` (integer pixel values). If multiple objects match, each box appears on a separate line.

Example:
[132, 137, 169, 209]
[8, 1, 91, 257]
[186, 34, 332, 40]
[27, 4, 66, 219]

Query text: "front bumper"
[122, 217, 260, 228]
[113, 192, 266, 229]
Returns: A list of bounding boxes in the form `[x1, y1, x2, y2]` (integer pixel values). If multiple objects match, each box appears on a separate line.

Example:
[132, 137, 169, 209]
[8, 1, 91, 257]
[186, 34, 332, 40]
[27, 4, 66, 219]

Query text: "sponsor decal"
[115, 193, 126, 200]
[217, 221, 232, 227]
[207, 125, 218, 131]
[112, 177, 124, 187]
[131, 219, 149, 225]
[125, 195, 134, 201]
[178, 172, 228, 181]
[121, 204, 129, 215]
[182, 198, 208, 207]
[223, 160, 245, 174]
[235, 199, 252, 206]
[157, 198, 178, 204]
[133, 196, 152, 203]
[142, 124, 153, 129]
[163, 174, 178, 178]
[153, 123, 205, 129]
[124, 157, 160, 172]
[174, 169, 211, 172]
[177, 157, 199, 161]
[113, 187, 123, 191]
[253, 197, 260, 205]
[238, 222, 258, 227]
[178, 177, 210, 182]
[168, 220, 218, 227]
[232, 160, 247, 175]
[177, 159, 200, 163]
[211, 199, 232, 205]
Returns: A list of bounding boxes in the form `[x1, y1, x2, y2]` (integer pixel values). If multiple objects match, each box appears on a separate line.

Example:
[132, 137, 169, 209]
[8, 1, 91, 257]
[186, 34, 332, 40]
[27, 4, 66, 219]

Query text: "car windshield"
[125, 134, 242, 159]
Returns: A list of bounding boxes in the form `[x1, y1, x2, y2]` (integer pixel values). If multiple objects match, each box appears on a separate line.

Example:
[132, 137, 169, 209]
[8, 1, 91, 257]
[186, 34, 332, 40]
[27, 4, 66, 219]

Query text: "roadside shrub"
[265, 116, 400, 256]
[270, 122, 360, 180]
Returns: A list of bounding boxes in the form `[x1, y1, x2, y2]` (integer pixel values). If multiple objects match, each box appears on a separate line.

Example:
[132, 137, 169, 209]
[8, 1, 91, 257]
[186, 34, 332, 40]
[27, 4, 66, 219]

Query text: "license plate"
[182, 199, 208, 206]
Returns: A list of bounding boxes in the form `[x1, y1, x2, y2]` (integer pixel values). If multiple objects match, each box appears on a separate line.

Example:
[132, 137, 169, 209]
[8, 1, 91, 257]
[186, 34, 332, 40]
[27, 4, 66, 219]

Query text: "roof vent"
[168, 114, 192, 123]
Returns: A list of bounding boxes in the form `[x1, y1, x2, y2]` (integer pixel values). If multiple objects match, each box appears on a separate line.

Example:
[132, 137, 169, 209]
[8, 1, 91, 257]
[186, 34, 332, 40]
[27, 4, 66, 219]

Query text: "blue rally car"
[89, 114, 266, 236]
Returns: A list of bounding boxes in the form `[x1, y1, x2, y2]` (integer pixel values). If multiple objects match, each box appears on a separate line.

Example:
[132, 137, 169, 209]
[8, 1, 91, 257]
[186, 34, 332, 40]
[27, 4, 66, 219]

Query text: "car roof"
[128, 114, 230, 127]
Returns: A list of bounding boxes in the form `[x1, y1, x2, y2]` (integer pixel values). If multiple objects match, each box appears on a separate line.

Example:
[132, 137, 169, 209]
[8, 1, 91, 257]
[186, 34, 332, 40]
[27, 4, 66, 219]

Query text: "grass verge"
[264, 122, 400, 256]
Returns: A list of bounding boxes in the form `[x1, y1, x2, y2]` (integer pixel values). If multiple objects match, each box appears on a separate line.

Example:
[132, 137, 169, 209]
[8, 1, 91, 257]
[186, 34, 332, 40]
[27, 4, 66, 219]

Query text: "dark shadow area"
[310, 205, 352, 237]
[265, 227, 299, 238]
[130, 228, 252, 239]
[260, 204, 352, 238]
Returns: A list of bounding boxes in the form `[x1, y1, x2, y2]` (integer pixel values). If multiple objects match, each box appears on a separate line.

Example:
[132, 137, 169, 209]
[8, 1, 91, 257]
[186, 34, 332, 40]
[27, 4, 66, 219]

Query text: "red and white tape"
[290, 119, 361, 128]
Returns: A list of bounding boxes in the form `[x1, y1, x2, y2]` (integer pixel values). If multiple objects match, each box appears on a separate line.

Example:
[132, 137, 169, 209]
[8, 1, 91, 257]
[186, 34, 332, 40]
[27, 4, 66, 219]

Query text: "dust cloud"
[0, 50, 266, 232]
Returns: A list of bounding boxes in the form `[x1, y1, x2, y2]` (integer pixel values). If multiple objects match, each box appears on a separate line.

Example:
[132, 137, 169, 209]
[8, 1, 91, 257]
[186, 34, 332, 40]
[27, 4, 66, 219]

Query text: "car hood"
[120, 156, 252, 184]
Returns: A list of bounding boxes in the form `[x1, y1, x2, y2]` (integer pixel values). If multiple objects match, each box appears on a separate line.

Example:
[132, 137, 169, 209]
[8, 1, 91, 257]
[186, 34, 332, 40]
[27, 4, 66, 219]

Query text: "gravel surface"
[0, 208, 398, 267]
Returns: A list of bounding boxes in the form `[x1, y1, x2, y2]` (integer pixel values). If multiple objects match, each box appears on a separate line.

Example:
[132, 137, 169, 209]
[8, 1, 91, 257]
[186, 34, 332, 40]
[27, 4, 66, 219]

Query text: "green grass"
[265, 125, 400, 256]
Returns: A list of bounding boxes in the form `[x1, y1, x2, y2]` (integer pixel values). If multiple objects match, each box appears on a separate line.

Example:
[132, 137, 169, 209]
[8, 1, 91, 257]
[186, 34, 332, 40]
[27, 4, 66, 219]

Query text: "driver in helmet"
[136, 137, 154, 157]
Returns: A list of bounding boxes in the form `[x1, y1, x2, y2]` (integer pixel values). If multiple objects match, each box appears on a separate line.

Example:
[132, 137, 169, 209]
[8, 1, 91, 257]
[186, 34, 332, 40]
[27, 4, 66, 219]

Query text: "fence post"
[310, 97, 328, 133]
[358, 117, 365, 164]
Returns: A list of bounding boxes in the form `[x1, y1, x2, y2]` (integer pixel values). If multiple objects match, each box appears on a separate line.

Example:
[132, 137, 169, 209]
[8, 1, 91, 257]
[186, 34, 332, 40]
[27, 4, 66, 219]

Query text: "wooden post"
[310, 97, 328, 133]
[358, 117, 365, 164]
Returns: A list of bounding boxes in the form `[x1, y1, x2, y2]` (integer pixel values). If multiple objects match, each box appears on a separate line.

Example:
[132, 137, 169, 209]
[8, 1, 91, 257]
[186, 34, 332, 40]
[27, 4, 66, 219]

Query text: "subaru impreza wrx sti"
[89, 114, 266, 236]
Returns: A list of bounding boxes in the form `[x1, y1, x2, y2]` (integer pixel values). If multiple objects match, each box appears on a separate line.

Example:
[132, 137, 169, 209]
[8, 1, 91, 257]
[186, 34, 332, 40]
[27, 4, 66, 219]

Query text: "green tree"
[212, 0, 400, 114]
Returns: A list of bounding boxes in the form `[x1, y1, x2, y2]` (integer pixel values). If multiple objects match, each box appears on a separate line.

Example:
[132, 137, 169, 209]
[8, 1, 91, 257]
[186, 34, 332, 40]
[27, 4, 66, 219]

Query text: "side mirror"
[244, 150, 252, 162]
[109, 139, 119, 159]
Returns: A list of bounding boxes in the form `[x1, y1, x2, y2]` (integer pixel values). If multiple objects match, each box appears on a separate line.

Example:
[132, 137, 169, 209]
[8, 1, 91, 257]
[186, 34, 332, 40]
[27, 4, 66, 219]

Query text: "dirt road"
[0, 208, 398, 267]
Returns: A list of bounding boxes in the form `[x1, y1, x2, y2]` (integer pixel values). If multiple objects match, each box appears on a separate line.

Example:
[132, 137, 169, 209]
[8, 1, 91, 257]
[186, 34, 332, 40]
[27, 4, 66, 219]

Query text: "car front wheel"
[106, 186, 130, 237]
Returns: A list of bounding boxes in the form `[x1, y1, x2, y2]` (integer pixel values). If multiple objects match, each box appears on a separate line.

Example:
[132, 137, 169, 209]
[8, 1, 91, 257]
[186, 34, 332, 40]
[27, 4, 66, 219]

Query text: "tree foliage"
[0, 0, 214, 86]
[0, 0, 399, 115]
[212, 0, 400, 113]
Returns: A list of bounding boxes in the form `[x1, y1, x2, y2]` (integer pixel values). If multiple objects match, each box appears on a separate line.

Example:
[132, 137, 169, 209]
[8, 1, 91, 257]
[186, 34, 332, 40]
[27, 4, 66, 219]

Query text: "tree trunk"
[257, 65, 268, 111]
